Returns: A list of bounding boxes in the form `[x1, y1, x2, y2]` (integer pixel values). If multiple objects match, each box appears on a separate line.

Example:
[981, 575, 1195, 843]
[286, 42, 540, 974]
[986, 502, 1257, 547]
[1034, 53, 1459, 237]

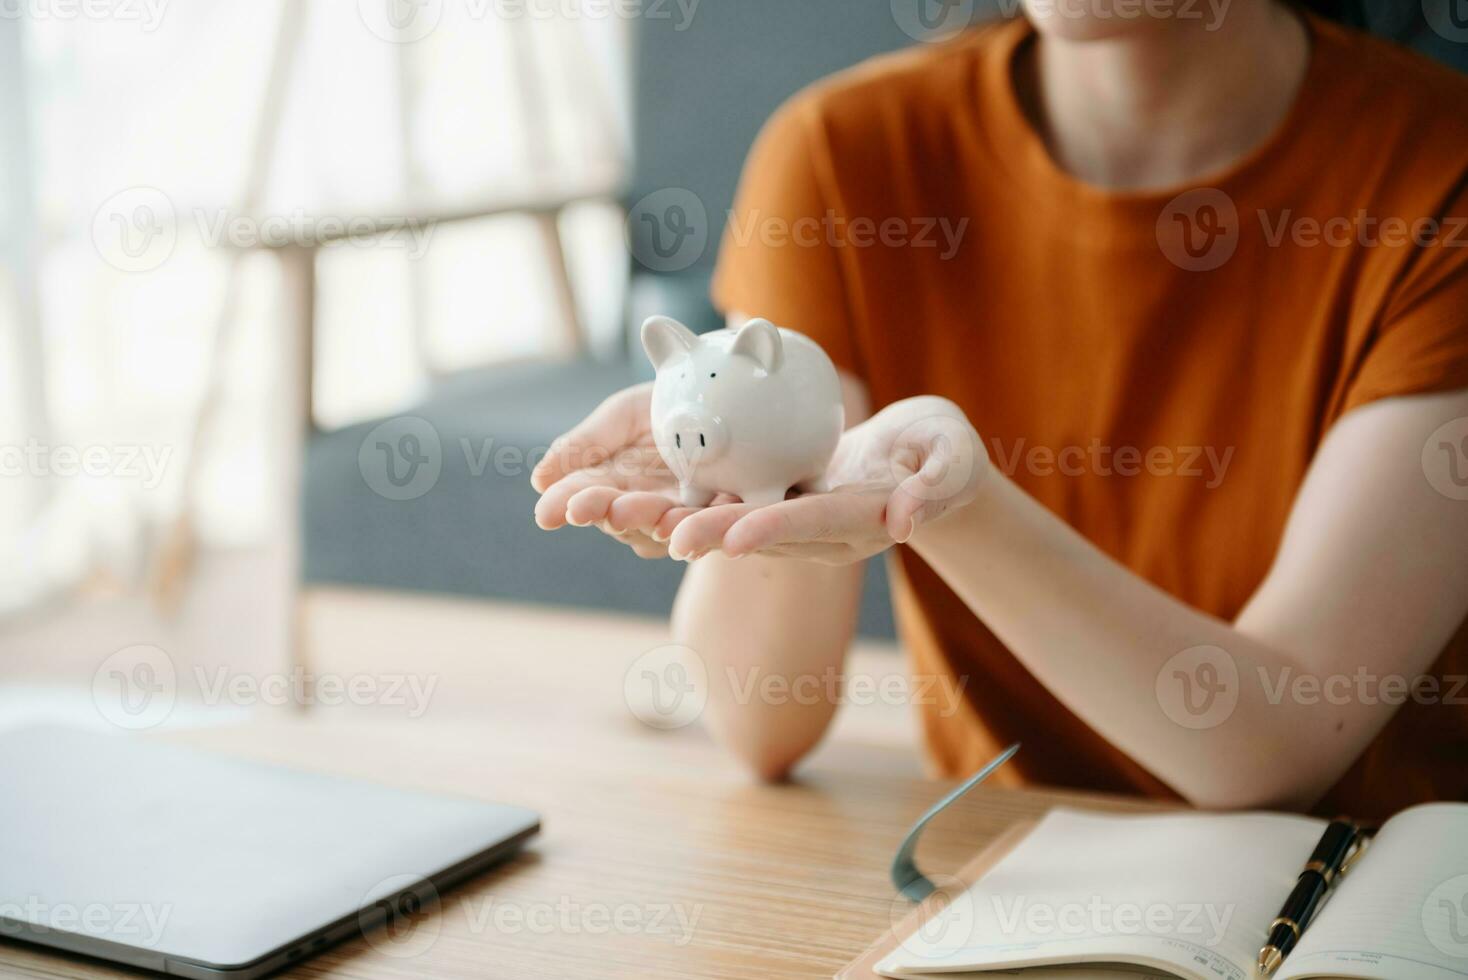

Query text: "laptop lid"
[0, 726, 539, 978]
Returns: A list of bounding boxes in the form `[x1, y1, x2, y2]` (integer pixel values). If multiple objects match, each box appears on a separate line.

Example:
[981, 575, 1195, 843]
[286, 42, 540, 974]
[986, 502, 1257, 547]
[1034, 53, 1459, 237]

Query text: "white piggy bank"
[641, 315, 844, 508]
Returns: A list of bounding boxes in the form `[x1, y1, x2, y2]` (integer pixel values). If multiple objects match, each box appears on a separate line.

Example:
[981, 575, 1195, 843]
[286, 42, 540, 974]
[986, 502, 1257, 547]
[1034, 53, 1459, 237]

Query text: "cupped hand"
[531, 383, 733, 558]
[664, 396, 989, 565]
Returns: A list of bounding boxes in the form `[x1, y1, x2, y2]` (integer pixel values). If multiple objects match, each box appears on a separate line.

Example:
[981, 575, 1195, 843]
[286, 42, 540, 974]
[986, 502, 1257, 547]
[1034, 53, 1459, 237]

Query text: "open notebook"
[875, 803, 1468, 980]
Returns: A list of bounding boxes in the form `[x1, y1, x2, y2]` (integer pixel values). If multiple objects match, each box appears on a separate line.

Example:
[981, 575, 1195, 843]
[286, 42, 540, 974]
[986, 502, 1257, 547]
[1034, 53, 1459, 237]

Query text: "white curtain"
[0, 0, 631, 617]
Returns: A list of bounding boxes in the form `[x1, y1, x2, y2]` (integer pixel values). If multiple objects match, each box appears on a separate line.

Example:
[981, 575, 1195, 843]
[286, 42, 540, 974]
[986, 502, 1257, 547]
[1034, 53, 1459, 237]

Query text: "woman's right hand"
[531, 383, 730, 558]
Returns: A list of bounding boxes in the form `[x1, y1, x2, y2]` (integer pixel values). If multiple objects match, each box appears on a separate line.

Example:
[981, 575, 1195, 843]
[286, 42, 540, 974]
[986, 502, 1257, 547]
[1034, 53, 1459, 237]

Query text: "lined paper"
[1278, 803, 1468, 980]
[877, 808, 1324, 980]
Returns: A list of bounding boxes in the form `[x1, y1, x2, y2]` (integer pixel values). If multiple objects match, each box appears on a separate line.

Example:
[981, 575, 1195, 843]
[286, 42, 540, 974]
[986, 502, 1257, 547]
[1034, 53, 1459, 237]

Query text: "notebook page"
[877, 808, 1324, 980]
[912, 968, 1173, 979]
[919, 968, 1173, 979]
[1276, 802, 1468, 980]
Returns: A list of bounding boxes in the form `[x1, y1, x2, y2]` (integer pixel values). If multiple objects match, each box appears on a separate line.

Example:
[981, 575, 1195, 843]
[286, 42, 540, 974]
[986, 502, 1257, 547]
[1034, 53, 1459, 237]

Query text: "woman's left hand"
[666, 396, 990, 565]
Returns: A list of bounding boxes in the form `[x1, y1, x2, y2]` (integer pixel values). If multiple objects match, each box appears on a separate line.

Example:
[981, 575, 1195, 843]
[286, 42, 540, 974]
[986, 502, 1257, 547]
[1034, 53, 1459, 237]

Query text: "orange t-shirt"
[711, 13, 1468, 819]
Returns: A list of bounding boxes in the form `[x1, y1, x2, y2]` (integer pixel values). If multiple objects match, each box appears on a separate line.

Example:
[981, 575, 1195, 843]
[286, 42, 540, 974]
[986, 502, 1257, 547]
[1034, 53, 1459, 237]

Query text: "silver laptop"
[0, 726, 539, 978]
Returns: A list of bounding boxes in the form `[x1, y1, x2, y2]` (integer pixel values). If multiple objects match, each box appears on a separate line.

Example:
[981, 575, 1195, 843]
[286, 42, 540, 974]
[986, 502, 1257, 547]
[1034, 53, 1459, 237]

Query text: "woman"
[533, 0, 1468, 818]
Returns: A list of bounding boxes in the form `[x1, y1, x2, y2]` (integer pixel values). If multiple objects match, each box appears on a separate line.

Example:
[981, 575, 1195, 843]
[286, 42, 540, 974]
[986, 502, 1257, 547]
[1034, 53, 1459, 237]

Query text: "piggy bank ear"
[640, 315, 697, 369]
[730, 318, 783, 372]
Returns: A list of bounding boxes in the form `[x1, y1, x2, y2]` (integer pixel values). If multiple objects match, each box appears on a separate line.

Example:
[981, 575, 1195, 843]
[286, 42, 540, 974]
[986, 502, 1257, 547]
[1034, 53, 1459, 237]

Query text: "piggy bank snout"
[659, 410, 729, 472]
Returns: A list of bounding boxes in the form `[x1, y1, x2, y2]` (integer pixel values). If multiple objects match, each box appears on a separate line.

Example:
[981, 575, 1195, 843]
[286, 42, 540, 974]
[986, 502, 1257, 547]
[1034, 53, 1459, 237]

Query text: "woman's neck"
[1016, 3, 1310, 190]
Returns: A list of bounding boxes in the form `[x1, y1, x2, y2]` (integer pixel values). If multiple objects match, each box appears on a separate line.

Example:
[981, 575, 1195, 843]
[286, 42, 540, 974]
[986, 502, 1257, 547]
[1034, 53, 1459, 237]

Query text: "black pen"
[1257, 817, 1360, 976]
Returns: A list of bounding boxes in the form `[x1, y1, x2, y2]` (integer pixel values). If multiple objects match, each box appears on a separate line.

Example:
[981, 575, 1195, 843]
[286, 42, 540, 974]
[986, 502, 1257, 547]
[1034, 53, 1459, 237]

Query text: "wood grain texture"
[0, 590, 1170, 979]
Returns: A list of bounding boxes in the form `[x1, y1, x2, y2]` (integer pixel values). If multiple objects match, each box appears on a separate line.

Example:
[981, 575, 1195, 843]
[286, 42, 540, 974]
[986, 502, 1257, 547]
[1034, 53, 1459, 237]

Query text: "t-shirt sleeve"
[1341, 184, 1468, 413]
[710, 95, 865, 381]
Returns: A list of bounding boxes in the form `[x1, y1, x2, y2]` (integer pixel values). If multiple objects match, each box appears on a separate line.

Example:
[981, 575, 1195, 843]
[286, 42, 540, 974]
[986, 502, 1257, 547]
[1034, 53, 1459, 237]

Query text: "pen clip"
[1338, 829, 1371, 879]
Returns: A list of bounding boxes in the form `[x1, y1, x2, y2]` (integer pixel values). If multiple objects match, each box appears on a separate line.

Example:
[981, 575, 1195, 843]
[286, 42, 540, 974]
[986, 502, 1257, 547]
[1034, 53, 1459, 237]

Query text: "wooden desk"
[1, 592, 1165, 979]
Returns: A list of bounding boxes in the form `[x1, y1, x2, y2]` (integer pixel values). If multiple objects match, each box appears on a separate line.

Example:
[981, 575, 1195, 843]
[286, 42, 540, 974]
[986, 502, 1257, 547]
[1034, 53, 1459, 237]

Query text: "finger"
[607, 526, 669, 560]
[565, 486, 624, 527]
[607, 492, 677, 533]
[668, 503, 761, 559]
[723, 492, 885, 557]
[888, 447, 966, 542]
[652, 507, 699, 543]
[530, 384, 652, 493]
[604, 446, 677, 491]
[651, 492, 740, 543]
[760, 542, 864, 566]
[628, 539, 670, 559]
[885, 477, 929, 543]
[534, 471, 619, 530]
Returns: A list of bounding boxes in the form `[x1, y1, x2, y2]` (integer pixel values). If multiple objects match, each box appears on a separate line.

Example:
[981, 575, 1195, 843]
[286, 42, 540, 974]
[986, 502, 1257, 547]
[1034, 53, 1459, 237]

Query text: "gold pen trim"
[1303, 859, 1336, 884]
[1269, 916, 1302, 942]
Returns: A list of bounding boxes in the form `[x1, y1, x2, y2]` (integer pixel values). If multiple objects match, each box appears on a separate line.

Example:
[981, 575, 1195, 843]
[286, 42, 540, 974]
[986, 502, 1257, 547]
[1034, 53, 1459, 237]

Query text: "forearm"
[672, 552, 864, 780]
[908, 470, 1368, 810]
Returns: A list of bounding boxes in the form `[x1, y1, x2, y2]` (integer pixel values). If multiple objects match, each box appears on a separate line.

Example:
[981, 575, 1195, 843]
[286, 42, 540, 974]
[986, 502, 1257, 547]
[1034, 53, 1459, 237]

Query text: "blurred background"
[0, 0, 924, 734]
[0, 0, 1459, 732]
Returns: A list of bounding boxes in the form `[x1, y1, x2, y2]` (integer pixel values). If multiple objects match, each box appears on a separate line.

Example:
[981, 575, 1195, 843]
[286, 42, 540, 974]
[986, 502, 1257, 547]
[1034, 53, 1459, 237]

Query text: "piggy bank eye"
[709, 372, 717, 378]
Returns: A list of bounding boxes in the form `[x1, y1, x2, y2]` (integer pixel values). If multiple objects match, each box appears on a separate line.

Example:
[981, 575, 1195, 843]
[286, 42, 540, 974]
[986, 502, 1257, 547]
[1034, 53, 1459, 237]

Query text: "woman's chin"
[1022, 3, 1184, 42]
